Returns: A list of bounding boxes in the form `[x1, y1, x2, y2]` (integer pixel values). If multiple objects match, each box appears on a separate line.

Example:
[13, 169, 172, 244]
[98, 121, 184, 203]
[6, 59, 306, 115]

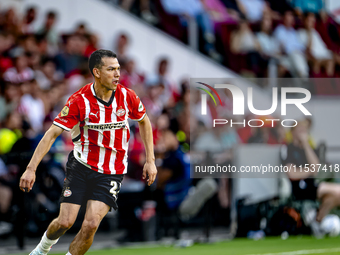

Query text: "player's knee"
[335, 189, 340, 198]
[57, 218, 74, 231]
[82, 219, 100, 235]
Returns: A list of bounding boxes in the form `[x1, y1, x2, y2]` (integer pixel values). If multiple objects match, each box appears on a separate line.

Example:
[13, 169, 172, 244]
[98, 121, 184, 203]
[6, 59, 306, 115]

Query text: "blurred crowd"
[116, 0, 340, 93]
[0, 1, 339, 248]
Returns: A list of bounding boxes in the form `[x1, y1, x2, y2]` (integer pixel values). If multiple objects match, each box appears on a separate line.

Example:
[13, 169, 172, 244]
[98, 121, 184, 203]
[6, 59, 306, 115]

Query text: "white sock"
[38, 231, 59, 252]
[66, 252, 72, 255]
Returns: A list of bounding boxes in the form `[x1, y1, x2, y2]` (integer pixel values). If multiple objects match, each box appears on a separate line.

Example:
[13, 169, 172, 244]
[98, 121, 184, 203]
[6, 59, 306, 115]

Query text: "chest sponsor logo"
[87, 121, 126, 130]
[116, 107, 126, 117]
[61, 106, 69, 117]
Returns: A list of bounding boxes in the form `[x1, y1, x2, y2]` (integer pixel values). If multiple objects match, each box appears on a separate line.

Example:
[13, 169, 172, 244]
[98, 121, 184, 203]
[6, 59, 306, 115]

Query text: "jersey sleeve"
[127, 90, 146, 121]
[53, 98, 80, 131]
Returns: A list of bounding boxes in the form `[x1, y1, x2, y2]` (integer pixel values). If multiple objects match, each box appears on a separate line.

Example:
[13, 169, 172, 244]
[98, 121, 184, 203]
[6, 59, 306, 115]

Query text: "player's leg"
[46, 203, 81, 239]
[316, 182, 340, 221]
[30, 203, 80, 255]
[66, 172, 123, 255]
[68, 200, 110, 255]
[31, 152, 87, 255]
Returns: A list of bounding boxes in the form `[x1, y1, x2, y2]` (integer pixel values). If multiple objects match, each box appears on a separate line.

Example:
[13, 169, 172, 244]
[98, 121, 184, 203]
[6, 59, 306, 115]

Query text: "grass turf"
[45, 236, 340, 255]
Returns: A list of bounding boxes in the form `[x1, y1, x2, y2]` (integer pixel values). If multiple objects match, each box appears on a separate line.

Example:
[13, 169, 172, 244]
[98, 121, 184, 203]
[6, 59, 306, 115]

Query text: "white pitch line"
[247, 247, 340, 255]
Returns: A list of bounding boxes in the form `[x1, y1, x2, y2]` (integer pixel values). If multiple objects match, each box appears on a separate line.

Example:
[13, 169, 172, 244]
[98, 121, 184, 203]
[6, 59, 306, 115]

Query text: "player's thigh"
[317, 182, 340, 199]
[61, 152, 88, 206]
[87, 174, 123, 210]
[58, 202, 81, 225]
[83, 200, 110, 227]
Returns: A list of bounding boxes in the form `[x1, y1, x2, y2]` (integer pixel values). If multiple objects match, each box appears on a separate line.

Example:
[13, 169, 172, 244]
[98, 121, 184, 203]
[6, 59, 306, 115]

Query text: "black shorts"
[60, 151, 124, 210]
[291, 179, 318, 200]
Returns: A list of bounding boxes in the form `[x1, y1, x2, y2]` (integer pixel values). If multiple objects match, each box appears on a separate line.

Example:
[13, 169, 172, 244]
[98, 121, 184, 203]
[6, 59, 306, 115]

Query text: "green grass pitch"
[42, 236, 340, 255]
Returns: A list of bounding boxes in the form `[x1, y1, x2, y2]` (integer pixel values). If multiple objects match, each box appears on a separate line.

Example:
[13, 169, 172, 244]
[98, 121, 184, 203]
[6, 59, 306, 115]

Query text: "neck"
[93, 82, 116, 102]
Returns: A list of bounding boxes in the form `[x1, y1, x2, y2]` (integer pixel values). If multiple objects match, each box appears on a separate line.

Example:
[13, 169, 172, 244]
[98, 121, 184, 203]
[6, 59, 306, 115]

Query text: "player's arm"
[138, 114, 157, 186]
[19, 124, 64, 192]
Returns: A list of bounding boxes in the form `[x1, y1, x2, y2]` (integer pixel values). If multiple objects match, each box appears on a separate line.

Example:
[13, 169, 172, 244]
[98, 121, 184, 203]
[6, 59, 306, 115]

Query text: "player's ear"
[93, 68, 100, 79]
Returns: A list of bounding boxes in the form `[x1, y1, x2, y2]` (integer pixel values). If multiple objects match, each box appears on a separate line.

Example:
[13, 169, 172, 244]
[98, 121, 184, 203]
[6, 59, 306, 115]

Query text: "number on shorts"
[110, 181, 121, 199]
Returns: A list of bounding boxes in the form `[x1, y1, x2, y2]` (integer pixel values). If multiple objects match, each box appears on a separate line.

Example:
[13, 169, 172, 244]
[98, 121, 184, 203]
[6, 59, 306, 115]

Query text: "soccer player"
[19, 49, 157, 255]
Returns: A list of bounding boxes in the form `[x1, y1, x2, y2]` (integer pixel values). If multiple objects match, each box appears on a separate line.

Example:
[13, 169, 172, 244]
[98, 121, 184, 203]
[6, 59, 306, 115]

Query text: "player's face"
[99, 57, 120, 90]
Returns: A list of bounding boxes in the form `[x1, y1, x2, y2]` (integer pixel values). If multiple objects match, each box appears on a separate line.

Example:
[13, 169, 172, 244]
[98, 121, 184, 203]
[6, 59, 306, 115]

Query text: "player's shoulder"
[118, 83, 134, 94]
[118, 84, 138, 99]
[68, 83, 93, 103]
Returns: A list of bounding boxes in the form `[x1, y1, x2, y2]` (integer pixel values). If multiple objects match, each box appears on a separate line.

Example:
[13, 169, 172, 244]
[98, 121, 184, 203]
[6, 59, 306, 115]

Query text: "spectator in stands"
[54, 34, 87, 76]
[220, 0, 243, 18]
[21, 34, 39, 54]
[37, 11, 59, 55]
[114, 33, 130, 66]
[41, 85, 65, 117]
[0, 83, 21, 123]
[73, 23, 98, 57]
[35, 57, 64, 90]
[142, 82, 165, 119]
[274, 10, 309, 78]
[230, 19, 265, 76]
[160, 0, 222, 61]
[285, 117, 316, 149]
[193, 124, 236, 212]
[145, 57, 178, 108]
[257, 16, 280, 57]
[201, 0, 239, 31]
[0, 8, 20, 34]
[237, 0, 271, 23]
[191, 88, 213, 129]
[20, 7, 37, 35]
[18, 79, 45, 133]
[74, 23, 88, 36]
[3, 53, 35, 84]
[26, 51, 41, 73]
[120, 0, 158, 24]
[290, 0, 326, 20]
[0, 33, 15, 74]
[119, 58, 144, 90]
[282, 121, 340, 225]
[247, 117, 283, 144]
[194, 124, 239, 163]
[155, 126, 217, 228]
[298, 12, 334, 77]
[256, 16, 282, 77]
[265, 0, 291, 17]
[155, 128, 191, 210]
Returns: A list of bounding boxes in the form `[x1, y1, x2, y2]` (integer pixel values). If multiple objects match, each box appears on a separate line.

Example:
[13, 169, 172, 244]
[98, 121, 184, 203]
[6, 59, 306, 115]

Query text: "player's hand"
[142, 161, 157, 186]
[19, 168, 36, 192]
[298, 132, 309, 145]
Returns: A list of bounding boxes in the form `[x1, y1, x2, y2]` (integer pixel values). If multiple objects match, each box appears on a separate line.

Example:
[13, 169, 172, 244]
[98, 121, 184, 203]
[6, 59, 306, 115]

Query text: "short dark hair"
[88, 49, 117, 76]
[47, 11, 56, 19]
[304, 12, 315, 19]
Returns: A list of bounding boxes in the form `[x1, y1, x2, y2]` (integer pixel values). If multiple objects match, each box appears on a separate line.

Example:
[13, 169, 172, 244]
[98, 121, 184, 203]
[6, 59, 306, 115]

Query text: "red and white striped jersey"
[53, 83, 146, 175]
